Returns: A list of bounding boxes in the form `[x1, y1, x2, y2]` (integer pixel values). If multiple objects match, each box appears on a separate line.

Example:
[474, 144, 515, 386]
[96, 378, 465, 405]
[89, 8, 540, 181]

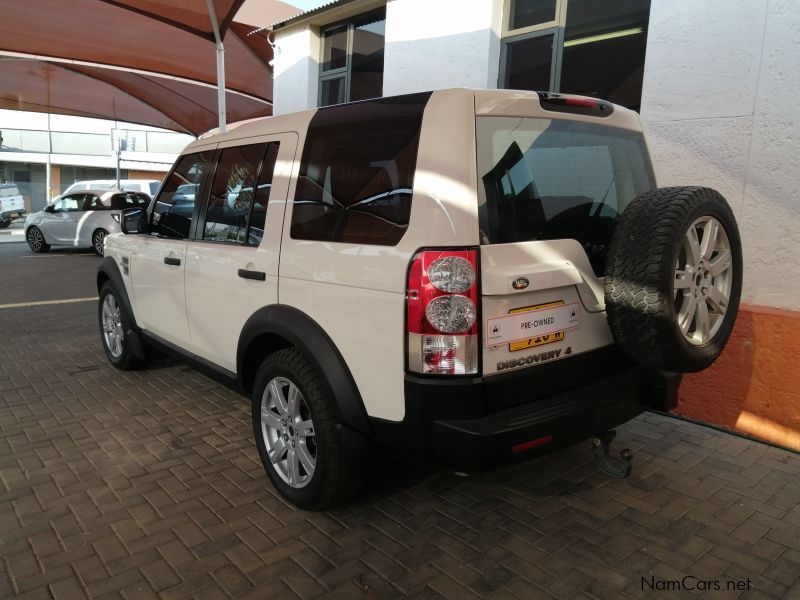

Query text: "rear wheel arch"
[238, 305, 371, 436]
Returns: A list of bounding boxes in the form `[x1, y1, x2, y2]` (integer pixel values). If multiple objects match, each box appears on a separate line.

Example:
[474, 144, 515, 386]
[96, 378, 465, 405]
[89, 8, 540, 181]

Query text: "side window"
[58, 195, 84, 212]
[85, 195, 103, 211]
[290, 93, 431, 246]
[203, 144, 265, 243]
[248, 143, 279, 246]
[152, 152, 211, 238]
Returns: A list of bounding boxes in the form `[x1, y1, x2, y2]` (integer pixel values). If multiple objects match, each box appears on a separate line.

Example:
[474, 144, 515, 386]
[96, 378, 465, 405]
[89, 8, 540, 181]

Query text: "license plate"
[508, 301, 565, 352]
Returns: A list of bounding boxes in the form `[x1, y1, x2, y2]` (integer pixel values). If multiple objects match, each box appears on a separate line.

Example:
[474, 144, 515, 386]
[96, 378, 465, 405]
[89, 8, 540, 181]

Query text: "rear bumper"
[370, 345, 680, 469]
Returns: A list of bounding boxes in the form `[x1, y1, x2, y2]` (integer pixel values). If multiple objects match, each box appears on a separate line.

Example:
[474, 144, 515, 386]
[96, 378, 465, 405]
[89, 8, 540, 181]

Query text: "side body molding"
[237, 305, 371, 436]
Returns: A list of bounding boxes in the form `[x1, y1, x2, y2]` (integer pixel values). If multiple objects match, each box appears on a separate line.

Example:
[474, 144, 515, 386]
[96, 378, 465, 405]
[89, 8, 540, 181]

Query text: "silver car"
[24, 190, 150, 256]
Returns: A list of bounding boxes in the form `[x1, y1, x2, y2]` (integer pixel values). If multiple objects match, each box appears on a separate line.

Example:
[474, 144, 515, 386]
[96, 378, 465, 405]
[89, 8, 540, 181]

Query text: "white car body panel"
[109, 88, 650, 422]
[184, 133, 298, 371]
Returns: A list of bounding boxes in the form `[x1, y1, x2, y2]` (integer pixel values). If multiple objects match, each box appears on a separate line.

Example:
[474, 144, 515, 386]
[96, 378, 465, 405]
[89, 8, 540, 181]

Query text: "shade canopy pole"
[206, 0, 227, 133]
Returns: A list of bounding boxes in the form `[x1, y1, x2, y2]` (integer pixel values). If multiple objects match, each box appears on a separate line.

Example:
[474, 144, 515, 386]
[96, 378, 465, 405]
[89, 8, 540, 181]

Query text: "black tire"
[604, 187, 742, 373]
[92, 228, 108, 256]
[26, 226, 50, 253]
[251, 348, 366, 509]
[98, 281, 145, 370]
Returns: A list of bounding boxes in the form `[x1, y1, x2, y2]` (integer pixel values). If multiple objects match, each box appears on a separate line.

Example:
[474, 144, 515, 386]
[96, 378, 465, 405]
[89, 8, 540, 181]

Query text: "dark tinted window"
[152, 152, 211, 238]
[320, 77, 346, 106]
[510, 0, 557, 29]
[85, 195, 104, 210]
[476, 116, 655, 274]
[504, 33, 553, 91]
[321, 25, 348, 72]
[350, 10, 385, 102]
[560, 0, 650, 111]
[291, 93, 431, 246]
[204, 144, 265, 243]
[149, 182, 160, 196]
[249, 143, 279, 246]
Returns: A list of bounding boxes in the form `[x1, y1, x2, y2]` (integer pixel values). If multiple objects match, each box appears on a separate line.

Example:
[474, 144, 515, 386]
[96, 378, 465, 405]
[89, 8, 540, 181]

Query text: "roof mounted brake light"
[537, 92, 614, 117]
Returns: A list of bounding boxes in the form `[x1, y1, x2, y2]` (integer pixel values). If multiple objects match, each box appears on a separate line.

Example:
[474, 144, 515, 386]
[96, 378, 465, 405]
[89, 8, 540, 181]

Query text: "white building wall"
[383, 0, 501, 95]
[641, 0, 800, 311]
[273, 26, 322, 115]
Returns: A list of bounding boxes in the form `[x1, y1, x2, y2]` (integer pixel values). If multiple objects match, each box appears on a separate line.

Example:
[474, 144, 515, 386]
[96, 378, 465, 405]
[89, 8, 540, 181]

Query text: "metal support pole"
[116, 148, 121, 189]
[45, 113, 52, 200]
[206, 0, 227, 133]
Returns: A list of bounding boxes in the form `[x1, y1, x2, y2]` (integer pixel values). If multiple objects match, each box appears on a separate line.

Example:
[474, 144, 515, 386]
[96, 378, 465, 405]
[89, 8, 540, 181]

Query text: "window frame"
[500, 0, 568, 92]
[318, 7, 386, 107]
[500, 0, 651, 108]
[193, 141, 281, 248]
[148, 149, 215, 240]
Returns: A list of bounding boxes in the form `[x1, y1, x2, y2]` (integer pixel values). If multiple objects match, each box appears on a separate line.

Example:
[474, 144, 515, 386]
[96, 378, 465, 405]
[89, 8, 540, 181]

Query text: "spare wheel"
[604, 187, 743, 373]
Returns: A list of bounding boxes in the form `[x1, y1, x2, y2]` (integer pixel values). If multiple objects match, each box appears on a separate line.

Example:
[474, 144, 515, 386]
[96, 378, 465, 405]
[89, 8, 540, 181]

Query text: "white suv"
[97, 89, 743, 509]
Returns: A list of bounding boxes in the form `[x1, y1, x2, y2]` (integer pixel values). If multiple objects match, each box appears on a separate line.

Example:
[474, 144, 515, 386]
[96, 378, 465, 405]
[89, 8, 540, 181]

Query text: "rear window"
[107, 192, 150, 210]
[476, 116, 655, 275]
[290, 92, 431, 246]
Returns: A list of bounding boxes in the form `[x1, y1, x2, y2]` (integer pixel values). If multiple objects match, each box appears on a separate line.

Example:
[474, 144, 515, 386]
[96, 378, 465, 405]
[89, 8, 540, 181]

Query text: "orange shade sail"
[0, 0, 300, 135]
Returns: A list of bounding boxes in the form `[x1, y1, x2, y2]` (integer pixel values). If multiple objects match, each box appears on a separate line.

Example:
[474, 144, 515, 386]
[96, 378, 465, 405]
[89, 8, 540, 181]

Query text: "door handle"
[238, 268, 266, 281]
[164, 257, 181, 266]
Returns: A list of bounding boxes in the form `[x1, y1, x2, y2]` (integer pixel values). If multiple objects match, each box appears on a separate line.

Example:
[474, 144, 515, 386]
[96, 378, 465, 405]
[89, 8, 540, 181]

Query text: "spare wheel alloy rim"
[673, 216, 733, 346]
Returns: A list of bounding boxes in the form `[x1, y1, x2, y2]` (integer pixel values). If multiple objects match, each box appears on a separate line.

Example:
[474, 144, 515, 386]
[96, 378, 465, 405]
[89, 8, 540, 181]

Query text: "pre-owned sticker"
[486, 302, 580, 347]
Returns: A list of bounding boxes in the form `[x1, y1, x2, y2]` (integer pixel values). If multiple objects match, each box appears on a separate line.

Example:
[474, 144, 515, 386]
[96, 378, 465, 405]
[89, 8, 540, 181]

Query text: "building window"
[500, 0, 651, 111]
[319, 8, 386, 107]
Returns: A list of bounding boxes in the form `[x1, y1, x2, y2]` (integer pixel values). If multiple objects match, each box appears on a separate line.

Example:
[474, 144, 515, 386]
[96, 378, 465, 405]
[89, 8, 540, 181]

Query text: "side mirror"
[44, 204, 55, 213]
[120, 207, 149, 234]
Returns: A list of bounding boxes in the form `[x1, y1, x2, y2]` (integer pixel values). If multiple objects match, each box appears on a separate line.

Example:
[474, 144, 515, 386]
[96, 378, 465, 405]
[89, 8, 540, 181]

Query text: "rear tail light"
[406, 249, 479, 375]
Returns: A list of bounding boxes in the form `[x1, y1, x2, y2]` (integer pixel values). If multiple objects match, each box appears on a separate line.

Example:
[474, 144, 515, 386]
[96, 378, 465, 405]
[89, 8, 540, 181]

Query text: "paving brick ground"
[1, 243, 799, 599]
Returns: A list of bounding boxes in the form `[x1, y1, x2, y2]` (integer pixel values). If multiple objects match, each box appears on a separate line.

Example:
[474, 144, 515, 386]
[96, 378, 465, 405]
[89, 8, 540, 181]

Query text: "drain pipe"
[206, 0, 227, 133]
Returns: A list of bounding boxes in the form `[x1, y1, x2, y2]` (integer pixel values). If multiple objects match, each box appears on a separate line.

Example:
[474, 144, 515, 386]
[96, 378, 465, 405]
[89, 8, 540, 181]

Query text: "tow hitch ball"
[591, 430, 633, 479]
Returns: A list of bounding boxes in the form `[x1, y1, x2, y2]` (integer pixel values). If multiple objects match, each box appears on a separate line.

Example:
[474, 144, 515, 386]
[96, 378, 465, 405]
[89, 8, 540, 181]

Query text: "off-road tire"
[252, 348, 366, 509]
[26, 226, 50, 253]
[98, 281, 146, 370]
[604, 187, 742, 372]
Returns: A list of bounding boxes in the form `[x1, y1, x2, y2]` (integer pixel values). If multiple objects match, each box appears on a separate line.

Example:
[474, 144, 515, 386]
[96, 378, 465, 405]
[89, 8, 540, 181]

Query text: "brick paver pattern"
[1, 246, 799, 599]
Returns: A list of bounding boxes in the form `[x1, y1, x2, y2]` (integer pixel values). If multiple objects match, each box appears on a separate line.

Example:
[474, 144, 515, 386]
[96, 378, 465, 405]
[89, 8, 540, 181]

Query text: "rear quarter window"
[290, 92, 431, 246]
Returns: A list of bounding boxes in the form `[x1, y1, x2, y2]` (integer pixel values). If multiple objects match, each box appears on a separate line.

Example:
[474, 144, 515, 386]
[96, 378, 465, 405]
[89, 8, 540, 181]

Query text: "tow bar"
[591, 430, 633, 479]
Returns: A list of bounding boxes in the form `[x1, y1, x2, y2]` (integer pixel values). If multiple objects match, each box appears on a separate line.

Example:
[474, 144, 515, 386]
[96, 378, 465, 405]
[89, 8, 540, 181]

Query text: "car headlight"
[111, 214, 120, 223]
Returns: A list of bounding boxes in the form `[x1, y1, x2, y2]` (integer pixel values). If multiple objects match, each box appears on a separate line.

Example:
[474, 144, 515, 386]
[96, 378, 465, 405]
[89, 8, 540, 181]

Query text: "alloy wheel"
[94, 231, 106, 255]
[673, 216, 733, 345]
[101, 294, 124, 358]
[27, 228, 43, 252]
[260, 377, 317, 488]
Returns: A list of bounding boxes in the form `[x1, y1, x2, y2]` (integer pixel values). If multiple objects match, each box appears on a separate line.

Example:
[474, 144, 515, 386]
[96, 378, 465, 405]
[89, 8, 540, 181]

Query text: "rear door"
[184, 133, 296, 372]
[127, 149, 215, 347]
[475, 114, 656, 376]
